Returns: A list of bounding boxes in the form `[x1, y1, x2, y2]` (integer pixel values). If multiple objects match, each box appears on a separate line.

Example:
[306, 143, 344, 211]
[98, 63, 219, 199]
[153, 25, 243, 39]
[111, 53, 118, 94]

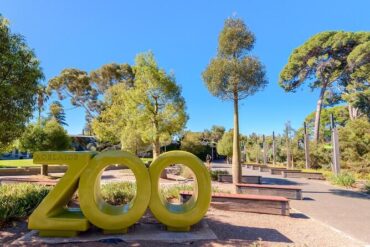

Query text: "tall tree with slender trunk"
[202, 18, 267, 185]
[279, 31, 370, 143]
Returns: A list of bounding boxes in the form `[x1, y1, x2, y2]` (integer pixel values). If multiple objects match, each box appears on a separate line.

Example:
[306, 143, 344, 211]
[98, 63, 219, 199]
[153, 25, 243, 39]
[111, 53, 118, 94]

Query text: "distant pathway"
[212, 162, 370, 246]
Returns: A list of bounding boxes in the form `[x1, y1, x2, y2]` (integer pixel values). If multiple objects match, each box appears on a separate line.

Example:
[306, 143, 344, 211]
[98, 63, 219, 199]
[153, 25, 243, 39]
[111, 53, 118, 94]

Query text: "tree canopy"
[48, 101, 67, 126]
[0, 15, 44, 150]
[19, 119, 71, 152]
[93, 52, 188, 158]
[279, 31, 370, 142]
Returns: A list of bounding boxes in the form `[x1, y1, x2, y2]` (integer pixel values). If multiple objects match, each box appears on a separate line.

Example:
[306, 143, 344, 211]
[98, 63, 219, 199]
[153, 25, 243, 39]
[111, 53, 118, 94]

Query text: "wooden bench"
[218, 174, 261, 184]
[270, 168, 301, 175]
[180, 191, 289, 216]
[282, 171, 325, 180]
[236, 183, 302, 200]
[0, 177, 58, 186]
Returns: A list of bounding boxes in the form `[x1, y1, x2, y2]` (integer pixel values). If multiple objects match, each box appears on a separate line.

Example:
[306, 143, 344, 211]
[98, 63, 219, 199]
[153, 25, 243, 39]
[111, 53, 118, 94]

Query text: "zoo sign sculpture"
[28, 150, 212, 237]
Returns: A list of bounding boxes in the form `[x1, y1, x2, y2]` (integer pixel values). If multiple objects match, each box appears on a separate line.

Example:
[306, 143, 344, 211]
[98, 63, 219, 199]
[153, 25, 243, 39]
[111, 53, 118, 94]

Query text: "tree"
[216, 130, 233, 162]
[19, 119, 71, 152]
[47, 63, 134, 132]
[339, 118, 370, 174]
[180, 131, 211, 160]
[0, 15, 44, 150]
[344, 41, 370, 120]
[36, 85, 49, 124]
[305, 105, 349, 142]
[279, 32, 370, 143]
[48, 101, 67, 126]
[202, 18, 267, 184]
[93, 52, 188, 158]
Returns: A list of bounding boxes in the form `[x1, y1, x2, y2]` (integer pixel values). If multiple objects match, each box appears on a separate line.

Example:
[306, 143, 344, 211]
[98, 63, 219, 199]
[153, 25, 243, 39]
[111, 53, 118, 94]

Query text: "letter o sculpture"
[79, 151, 151, 233]
[149, 151, 212, 231]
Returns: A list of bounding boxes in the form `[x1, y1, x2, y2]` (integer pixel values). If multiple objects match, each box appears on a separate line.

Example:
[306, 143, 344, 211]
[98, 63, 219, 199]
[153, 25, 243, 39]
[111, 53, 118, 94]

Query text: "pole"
[304, 122, 310, 169]
[263, 135, 267, 165]
[272, 131, 276, 165]
[331, 114, 341, 175]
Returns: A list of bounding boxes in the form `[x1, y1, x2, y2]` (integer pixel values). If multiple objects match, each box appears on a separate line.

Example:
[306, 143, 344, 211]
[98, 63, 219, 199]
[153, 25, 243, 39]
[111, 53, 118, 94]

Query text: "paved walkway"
[212, 162, 370, 246]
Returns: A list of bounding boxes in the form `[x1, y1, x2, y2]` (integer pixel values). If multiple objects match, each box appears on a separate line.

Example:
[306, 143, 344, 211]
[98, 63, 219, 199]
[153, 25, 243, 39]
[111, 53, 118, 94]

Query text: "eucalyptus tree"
[279, 31, 370, 143]
[0, 15, 43, 149]
[202, 18, 267, 184]
[47, 63, 135, 131]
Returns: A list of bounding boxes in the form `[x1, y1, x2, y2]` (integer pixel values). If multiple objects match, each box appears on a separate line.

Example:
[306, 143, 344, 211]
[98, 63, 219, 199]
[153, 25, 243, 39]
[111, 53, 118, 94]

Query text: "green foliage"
[305, 106, 349, 141]
[180, 132, 211, 160]
[0, 184, 51, 226]
[217, 130, 233, 158]
[100, 182, 136, 205]
[330, 172, 356, 187]
[48, 101, 67, 126]
[93, 52, 188, 157]
[339, 118, 370, 174]
[0, 15, 44, 150]
[365, 181, 370, 194]
[345, 41, 370, 120]
[19, 120, 71, 152]
[279, 31, 370, 142]
[47, 63, 134, 129]
[209, 170, 229, 181]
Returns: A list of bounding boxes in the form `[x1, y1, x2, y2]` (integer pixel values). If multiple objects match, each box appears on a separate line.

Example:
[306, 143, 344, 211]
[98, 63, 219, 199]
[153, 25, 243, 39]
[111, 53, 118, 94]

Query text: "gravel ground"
[1, 207, 364, 247]
[0, 169, 366, 246]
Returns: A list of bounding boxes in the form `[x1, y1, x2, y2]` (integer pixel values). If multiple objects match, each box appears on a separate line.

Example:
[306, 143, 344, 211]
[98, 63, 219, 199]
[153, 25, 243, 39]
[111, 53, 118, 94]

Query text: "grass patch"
[0, 184, 51, 227]
[0, 159, 36, 168]
[330, 172, 356, 187]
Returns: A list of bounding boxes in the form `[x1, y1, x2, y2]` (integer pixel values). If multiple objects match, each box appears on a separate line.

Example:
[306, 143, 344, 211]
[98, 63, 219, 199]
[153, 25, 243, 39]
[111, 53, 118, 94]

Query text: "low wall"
[236, 184, 302, 200]
[282, 171, 325, 180]
[270, 168, 300, 175]
[218, 174, 261, 184]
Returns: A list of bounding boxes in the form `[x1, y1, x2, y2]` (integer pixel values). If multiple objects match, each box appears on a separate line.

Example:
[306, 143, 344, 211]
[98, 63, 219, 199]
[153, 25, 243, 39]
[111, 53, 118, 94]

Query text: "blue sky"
[1, 0, 369, 136]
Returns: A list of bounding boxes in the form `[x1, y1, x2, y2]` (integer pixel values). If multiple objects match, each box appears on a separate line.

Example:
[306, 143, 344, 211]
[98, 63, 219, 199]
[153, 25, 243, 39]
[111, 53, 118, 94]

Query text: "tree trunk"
[41, 164, 48, 176]
[313, 84, 327, 144]
[348, 104, 360, 120]
[272, 131, 276, 165]
[153, 137, 160, 160]
[232, 91, 241, 185]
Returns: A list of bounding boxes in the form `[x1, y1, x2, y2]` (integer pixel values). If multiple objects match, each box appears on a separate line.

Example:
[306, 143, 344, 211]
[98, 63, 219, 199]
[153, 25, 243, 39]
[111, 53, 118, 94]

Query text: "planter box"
[218, 174, 261, 184]
[180, 191, 289, 216]
[236, 183, 302, 200]
[282, 171, 325, 180]
[270, 168, 300, 175]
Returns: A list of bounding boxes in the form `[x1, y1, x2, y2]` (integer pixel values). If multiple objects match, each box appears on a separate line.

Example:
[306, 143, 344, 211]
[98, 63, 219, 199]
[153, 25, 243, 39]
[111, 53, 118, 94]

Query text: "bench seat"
[180, 191, 289, 216]
[236, 183, 302, 200]
[217, 174, 261, 184]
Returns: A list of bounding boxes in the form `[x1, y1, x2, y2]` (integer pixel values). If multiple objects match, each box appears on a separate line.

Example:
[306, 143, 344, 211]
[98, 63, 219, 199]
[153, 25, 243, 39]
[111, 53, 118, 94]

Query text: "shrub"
[209, 170, 229, 181]
[330, 172, 356, 187]
[365, 181, 370, 194]
[100, 182, 136, 205]
[0, 184, 51, 226]
[178, 165, 195, 179]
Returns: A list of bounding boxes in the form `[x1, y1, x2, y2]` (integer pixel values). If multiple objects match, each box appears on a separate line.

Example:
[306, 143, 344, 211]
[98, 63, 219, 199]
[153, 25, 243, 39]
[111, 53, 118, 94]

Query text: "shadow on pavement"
[290, 213, 310, 219]
[303, 189, 370, 200]
[206, 218, 293, 243]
